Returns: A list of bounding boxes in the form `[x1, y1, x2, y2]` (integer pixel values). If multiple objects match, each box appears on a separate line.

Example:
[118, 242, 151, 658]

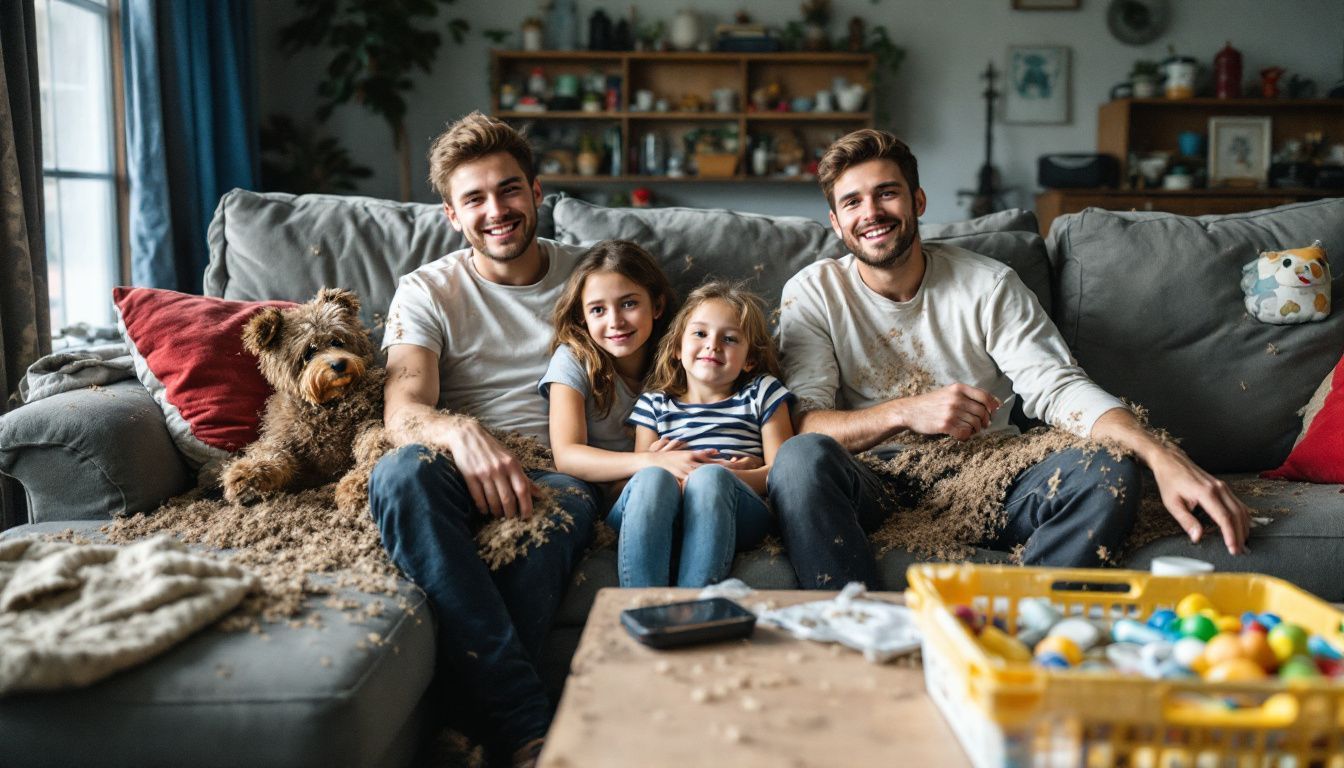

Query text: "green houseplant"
[279, 0, 470, 201]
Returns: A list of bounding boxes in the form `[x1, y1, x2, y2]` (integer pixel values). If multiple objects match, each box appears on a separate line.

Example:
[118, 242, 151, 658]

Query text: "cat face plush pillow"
[1241, 241, 1331, 324]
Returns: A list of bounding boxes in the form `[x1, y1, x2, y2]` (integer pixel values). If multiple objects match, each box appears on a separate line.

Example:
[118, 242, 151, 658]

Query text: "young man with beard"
[769, 128, 1251, 588]
[368, 111, 595, 767]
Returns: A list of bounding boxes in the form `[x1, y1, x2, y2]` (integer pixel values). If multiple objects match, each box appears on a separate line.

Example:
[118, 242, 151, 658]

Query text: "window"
[35, 0, 122, 333]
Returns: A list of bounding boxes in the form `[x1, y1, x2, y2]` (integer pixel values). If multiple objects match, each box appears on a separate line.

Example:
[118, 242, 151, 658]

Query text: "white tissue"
[758, 582, 922, 663]
[698, 578, 754, 600]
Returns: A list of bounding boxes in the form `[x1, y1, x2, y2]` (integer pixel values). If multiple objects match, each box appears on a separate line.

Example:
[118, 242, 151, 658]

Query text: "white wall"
[254, 0, 1343, 223]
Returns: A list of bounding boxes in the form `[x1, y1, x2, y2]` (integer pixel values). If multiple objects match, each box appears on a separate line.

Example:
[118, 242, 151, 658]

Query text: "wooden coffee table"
[539, 588, 970, 767]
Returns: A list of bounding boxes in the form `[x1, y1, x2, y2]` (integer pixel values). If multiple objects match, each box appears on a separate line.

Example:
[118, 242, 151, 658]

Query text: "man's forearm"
[384, 401, 472, 451]
[797, 402, 899, 453]
[1088, 407, 1171, 466]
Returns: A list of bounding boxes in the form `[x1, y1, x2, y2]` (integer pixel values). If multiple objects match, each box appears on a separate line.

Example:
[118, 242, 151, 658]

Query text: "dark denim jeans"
[368, 445, 597, 756]
[767, 433, 1140, 589]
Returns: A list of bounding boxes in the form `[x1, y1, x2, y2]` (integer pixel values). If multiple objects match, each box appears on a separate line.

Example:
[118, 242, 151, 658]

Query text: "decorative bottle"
[546, 0, 578, 51]
[1214, 42, 1242, 99]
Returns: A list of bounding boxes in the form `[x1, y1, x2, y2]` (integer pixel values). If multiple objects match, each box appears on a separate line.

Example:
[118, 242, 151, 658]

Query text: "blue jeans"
[607, 464, 773, 587]
[367, 445, 597, 757]
[767, 433, 1140, 589]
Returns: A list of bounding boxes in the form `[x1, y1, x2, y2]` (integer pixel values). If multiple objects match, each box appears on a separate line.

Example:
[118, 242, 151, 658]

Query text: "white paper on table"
[757, 582, 922, 663]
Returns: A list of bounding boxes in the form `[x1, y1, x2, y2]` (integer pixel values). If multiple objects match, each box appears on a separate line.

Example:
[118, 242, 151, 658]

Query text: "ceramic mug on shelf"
[1163, 57, 1197, 99]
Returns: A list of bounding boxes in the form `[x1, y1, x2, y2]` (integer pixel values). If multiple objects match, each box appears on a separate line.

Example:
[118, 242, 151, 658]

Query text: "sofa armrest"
[0, 381, 191, 524]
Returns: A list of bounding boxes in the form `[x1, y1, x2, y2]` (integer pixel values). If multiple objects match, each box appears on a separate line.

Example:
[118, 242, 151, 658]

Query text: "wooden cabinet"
[489, 50, 875, 184]
[1037, 98, 1344, 234]
[1036, 188, 1325, 236]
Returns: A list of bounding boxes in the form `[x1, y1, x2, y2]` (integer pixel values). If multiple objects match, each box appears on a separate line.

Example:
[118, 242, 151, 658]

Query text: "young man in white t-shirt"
[770, 128, 1252, 588]
[369, 112, 593, 768]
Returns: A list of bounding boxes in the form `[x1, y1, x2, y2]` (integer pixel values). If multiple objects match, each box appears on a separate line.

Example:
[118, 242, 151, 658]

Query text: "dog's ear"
[242, 308, 285, 355]
[316, 288, 361, 316]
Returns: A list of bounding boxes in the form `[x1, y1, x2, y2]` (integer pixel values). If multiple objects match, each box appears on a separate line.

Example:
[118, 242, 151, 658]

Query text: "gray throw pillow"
[1048, 199, 1344, 472]
[204, 190, 560, 331]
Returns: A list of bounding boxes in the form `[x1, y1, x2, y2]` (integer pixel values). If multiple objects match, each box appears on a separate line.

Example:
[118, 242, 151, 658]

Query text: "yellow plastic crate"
[905, 564, 1344, 768]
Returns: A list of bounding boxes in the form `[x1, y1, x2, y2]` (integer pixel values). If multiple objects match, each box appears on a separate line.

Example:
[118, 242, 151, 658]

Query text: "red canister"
[1214, 42, 1242, 99]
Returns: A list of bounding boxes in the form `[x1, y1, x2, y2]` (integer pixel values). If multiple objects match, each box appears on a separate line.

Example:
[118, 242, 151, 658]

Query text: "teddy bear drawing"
[220, 288, 385, 505]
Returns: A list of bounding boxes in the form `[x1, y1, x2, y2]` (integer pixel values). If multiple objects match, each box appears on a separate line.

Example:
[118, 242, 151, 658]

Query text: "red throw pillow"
[1262, 351, 1344, 483]
[114, 287, 295, 469]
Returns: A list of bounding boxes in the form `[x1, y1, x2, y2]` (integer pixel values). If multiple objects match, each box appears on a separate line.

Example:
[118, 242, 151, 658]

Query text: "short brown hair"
[646, 281, 781, 399]
[817, 129, 920, 210]
[427, 111, 535, 202]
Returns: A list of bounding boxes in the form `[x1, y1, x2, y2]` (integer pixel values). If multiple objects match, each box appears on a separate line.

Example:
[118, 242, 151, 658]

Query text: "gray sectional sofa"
[1, 190, 1342, 767]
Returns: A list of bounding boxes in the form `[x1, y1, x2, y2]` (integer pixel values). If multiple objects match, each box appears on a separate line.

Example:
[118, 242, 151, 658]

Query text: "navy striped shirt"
[627, 375, 794, 459]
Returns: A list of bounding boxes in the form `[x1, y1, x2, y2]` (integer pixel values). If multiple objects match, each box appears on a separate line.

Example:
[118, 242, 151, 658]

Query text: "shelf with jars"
[490, 50, 875, 183]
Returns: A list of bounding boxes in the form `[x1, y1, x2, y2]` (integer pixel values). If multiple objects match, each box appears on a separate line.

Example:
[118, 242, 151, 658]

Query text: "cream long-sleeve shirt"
[777, 242, 1124, 438]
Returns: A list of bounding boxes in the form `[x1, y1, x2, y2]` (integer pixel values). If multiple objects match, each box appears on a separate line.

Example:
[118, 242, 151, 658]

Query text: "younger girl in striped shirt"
[616, 281, 795, 587]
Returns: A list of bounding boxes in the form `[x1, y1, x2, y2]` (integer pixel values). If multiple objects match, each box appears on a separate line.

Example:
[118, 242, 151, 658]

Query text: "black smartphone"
[620, 597, 757, 649]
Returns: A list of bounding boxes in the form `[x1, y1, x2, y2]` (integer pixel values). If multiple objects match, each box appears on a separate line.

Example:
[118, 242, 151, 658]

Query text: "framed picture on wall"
[1004, 46, 1070, 124]
[1208, 116, 1272, 186]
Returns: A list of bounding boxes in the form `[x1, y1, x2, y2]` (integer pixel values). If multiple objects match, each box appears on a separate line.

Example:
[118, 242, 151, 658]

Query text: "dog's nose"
[330, 359, 347, 373]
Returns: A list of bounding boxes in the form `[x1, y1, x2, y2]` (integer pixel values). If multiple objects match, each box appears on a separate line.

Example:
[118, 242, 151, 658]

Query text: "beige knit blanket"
[0, 536, 256, 695]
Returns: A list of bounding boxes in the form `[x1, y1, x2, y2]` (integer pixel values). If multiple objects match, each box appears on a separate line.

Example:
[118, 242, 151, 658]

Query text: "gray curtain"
[1, 0, 49, 528]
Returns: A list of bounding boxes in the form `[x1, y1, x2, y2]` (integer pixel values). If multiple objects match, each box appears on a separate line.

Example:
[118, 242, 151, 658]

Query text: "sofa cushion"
[0, 381, 191, 523]
[115, 287, 294, 470]
[552, 201, 1052, 314]
[0, 521, 435, 768]
[204, 190, 559, 332]
[1048, 199, 1344, 472]
[1123, 476, 1344, 602]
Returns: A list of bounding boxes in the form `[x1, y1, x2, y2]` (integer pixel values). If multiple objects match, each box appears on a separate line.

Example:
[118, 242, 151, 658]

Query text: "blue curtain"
[123, 0, 256, 293]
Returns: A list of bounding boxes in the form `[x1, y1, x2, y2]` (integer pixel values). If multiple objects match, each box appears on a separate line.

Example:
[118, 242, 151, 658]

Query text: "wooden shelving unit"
[1036, 98, 1344, 234]
[490, 50, 876, 183]
[1097, 98, 1344, 181]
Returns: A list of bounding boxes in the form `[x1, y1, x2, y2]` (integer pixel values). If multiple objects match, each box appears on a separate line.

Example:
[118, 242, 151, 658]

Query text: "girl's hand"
[645, 448, 718, 479]
[711, 454, 763, 470]
[647, 437, 689, 452]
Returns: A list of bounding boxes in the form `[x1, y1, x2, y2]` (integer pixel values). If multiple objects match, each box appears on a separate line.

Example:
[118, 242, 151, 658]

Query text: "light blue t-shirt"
[538, 344, 638, 452]
[627, 374, 793, 459]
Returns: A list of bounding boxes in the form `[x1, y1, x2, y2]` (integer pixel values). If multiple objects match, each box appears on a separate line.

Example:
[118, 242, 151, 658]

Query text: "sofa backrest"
[206, 189, 1052, 334]
[203, 189, 558, 330]
[551, 199, 1053, 316]
[1048, 198, 1344, 473]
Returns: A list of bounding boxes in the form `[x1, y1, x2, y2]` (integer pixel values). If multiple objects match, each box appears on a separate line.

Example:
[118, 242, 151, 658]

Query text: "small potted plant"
[1130, 60, 1160, 98]
[800, 0, 831, 51]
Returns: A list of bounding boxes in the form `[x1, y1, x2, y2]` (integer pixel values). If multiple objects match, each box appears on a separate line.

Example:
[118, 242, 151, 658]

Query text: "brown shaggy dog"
[220, 288, 385, 506]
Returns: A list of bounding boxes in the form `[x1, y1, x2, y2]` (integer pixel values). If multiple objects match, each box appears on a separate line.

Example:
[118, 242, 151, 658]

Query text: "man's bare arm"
[1090, 408, 1250, 554]
[383, 344, 536, 518]
[796, 383, 1000, 452]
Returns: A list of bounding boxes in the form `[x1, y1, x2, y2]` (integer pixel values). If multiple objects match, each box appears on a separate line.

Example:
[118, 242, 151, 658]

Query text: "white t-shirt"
[538, 343, 639, 452]
[778, 242, 1124, 438]
[382, 238, 586, 445]
[627, 374, 794, 459]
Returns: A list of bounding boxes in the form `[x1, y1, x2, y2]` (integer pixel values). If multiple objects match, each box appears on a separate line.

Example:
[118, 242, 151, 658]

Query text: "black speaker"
[1038, 154, 1119, 189]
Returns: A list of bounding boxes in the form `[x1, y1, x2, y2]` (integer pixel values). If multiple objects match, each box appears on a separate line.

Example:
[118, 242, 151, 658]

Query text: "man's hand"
[440, 416, 538, 519]
[1149, 448, 1251, 555]
[1089, 408, 1251, 556]
[892, 383, 1001, 440]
